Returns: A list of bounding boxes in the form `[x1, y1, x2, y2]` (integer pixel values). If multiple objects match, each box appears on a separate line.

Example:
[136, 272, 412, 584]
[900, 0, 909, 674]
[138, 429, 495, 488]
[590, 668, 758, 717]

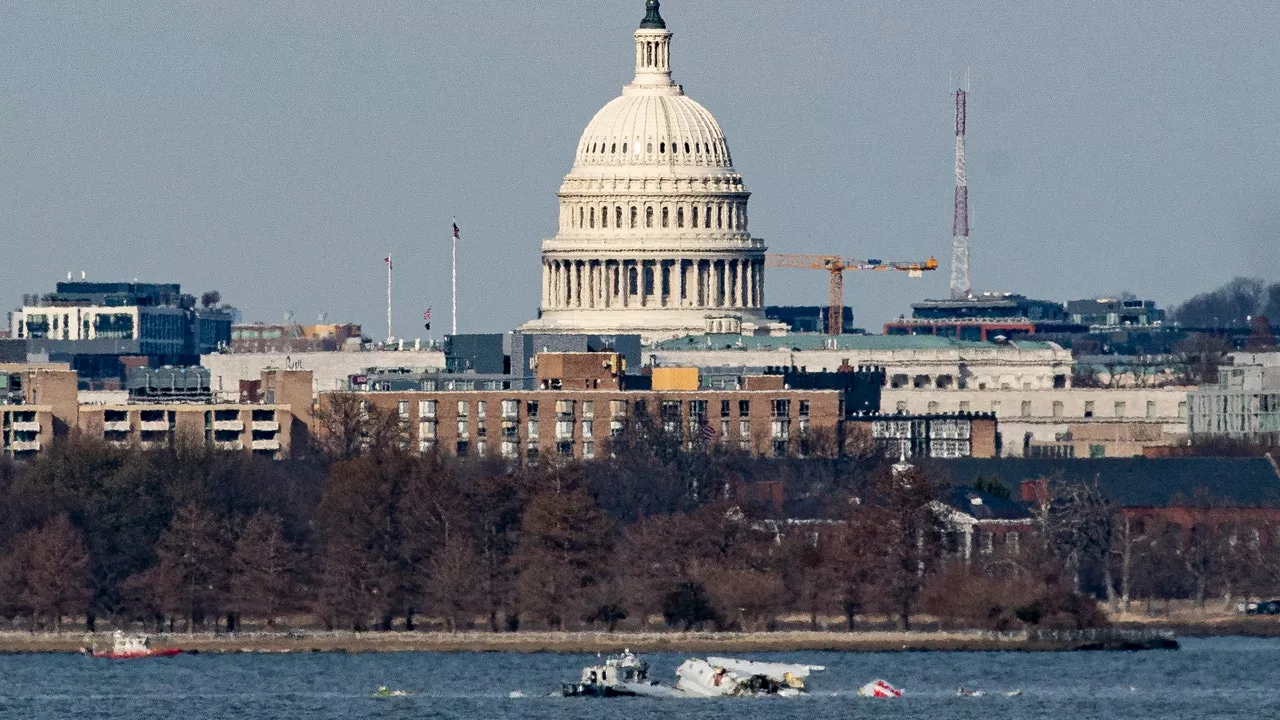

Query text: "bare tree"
[313, 393, 402, 461]
[1034, 479, 1114, 601]
[7, 515, 92, 630]
[154, 505, 230, 632]
[229, 511, 299, 628]
[515, 472, 612, 629]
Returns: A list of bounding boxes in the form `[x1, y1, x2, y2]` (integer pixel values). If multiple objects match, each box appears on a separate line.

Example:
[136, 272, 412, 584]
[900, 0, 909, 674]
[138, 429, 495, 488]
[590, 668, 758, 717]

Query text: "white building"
[201, 349, 445, 400]
[650, 333, 1194, 457]
[523, 1, 768, 342]
[1189, 352, 1280, 441]
[651, 335, 1075, 391]
[883, 386, 1191, 457]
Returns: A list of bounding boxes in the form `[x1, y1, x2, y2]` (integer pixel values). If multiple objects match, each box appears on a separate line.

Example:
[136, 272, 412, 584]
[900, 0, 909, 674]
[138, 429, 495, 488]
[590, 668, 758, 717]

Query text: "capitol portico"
[524, 1, 770, 342]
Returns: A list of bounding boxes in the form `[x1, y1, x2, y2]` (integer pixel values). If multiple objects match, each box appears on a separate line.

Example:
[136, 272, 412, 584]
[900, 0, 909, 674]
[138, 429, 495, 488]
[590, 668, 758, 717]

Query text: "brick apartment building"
[325, 352, 999, 461]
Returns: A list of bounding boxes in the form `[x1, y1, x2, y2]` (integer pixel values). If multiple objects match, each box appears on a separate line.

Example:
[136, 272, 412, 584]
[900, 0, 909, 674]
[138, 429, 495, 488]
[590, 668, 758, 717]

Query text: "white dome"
[525, 1, 767, 343]
[574, 93, 733, 169]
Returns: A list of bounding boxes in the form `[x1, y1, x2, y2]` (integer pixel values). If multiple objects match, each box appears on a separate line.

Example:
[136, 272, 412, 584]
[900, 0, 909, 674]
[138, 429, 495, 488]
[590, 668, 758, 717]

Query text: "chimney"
[1020, 479, 1049, 505]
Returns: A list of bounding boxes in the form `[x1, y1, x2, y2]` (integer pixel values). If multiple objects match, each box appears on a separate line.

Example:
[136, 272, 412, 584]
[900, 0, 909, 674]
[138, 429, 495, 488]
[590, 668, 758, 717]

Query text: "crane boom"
[765, 254, 938, 335]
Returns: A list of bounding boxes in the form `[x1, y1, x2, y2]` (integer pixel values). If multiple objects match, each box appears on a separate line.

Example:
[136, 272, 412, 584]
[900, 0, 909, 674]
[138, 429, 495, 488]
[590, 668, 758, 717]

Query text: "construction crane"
[766, 254, 939, 335]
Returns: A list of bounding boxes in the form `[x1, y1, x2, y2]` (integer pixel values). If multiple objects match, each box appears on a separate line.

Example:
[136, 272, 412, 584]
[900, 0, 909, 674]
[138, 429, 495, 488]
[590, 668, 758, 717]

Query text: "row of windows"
[567, 201, 745, 232]
[889, 373, 1070, 390]
[409, 397, 822, 423]
[418, 416, 821, 459]
[906, 398, 1188, 420]
[580, 138, 730, 165]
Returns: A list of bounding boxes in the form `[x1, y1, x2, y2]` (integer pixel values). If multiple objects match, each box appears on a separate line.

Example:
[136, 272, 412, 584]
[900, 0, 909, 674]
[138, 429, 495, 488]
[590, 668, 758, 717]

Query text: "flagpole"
[386, 251, 393, 343]
[451, 218, 458, 336]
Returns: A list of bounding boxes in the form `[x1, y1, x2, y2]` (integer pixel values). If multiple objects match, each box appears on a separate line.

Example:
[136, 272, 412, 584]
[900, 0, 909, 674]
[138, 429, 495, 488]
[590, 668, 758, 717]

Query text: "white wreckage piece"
[674, 657, 826, 697]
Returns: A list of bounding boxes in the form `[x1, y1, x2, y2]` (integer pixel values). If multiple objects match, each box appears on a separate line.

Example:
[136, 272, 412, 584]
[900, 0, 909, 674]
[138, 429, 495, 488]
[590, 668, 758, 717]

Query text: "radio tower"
[950, 88, 971, 299]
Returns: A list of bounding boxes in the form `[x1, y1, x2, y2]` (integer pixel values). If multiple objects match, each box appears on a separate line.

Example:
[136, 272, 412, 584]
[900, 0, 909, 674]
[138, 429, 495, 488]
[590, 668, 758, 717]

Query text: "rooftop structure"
[886, 293, 1084, 342]
[1066, 297, 1165, 329]
[230, 322, 363, 353]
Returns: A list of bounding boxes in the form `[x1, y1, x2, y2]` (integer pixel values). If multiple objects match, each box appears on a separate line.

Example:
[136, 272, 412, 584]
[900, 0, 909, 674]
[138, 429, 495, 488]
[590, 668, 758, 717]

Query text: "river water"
[0, 637, 1274, 719]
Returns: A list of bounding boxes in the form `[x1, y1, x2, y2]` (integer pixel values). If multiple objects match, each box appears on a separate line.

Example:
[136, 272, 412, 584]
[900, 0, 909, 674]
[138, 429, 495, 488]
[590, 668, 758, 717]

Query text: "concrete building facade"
[1189, 352, 1280, 442]
[882, 386, 1191, 457]
[202, 349, 445, 398]
[77, 403, 294, 458]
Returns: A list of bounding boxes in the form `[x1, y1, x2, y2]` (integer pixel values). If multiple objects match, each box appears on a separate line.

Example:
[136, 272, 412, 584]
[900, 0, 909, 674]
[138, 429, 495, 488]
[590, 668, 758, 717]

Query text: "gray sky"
[3, 1, 1278, 338]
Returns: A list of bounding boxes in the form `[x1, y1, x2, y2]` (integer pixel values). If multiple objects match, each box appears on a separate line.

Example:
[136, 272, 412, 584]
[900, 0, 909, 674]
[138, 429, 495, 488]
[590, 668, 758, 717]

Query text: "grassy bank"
[0, 628, 1176, 655]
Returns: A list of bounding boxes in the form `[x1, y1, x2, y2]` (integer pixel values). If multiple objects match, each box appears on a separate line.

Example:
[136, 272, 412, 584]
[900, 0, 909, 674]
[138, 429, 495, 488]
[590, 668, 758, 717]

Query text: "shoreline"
[0, 629, 1178, 655]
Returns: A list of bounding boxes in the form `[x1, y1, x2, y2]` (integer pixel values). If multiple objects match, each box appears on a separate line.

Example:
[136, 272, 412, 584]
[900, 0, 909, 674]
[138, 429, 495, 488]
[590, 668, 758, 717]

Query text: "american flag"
[699, 423, 716, 442]
[384, 255, 392, 270]
[423, 308, 432, 321]
[452, 222, 460, 240]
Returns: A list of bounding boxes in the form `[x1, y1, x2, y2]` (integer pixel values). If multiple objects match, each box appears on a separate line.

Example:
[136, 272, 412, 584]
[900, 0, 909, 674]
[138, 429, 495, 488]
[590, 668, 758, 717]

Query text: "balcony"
[252, 420, 280, 432]
[251, 438, 281, 451]
[214, 440, 244, 451]
[103, 420, 131, 432]
[10, 440, 41, 452]
[140, 420, 171, 432]
[11, 421, 41, 433]
[213, 419, 245, 432]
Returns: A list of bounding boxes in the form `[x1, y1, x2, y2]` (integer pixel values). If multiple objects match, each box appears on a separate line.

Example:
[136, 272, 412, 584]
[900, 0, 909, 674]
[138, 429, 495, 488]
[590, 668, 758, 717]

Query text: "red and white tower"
[950, 88, 971, 299]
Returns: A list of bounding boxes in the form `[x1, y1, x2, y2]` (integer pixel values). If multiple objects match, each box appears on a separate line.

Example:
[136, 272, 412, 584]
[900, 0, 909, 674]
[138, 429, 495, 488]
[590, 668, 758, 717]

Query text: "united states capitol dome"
[523, 0, 768, 342]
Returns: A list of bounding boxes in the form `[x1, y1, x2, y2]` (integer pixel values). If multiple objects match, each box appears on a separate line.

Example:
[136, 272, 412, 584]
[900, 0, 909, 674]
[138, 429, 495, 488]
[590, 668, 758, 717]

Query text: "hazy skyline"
[3, 1, 1278, 339]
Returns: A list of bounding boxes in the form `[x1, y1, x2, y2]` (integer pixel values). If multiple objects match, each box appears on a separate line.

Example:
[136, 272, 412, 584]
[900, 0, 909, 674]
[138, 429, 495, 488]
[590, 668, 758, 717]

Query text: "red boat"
[90, 631, 181, 659]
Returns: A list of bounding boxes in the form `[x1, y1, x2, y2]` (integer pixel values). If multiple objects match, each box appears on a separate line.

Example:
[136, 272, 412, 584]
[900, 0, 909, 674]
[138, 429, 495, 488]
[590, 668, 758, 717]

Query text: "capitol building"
[523, 1, 771, 342]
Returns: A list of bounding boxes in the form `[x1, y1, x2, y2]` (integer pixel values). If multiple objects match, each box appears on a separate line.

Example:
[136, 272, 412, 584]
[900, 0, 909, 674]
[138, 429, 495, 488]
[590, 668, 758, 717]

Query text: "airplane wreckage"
[561, 651, 833, 698]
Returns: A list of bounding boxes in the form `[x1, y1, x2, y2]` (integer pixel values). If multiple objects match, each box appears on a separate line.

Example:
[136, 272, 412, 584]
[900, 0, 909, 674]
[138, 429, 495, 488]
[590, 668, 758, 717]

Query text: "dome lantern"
[639, 0, 666, 29]
[632, 2, 673, 88]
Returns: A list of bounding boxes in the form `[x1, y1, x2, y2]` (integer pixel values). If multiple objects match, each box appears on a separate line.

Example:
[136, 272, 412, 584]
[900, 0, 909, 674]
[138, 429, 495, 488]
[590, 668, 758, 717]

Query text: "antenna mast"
[950, 88, 971, 299]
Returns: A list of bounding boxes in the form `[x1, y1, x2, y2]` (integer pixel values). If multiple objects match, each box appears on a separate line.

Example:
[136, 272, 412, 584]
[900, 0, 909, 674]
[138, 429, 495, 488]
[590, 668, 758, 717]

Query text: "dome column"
[542, 257, 552, 304]
[621, 260, 631, 308]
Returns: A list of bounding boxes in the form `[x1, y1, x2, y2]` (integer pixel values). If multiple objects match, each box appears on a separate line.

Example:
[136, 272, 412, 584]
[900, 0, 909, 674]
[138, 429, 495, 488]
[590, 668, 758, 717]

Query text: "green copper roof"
[640, 0, 666, 29]
[648, 333, 1060, 352]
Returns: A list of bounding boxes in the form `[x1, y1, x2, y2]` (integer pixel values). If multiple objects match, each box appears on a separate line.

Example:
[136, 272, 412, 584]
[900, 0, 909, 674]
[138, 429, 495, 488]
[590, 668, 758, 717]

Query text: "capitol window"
[684, 142, 690, 153]
[645, 206, 653, 227]
[662, 207, 669, 227]
[589, 207, 595, 228]
[611, 143, 616, 153]
[630, 206, 638, 228]
[622, 142, 628, 153]
[616, 206, 623, 227]
[676, 207, 684, 228]
[647, 142, 653, 153]
[691, 206, 699, 226]
[659, 142, 666, 153]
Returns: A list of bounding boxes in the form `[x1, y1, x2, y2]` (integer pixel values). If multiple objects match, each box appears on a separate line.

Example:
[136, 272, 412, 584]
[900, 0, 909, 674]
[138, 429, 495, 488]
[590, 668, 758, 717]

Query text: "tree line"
[1, 416, 1276, 634]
